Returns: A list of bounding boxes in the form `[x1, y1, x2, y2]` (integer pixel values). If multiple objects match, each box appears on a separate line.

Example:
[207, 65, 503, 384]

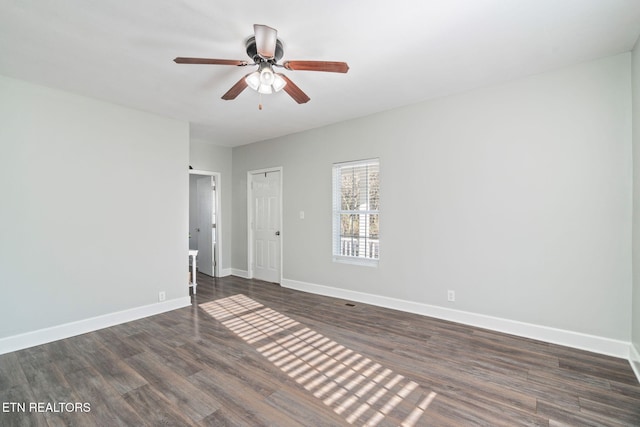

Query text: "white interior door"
[251, 170, 281, 283]
[196, 176, 214, 277]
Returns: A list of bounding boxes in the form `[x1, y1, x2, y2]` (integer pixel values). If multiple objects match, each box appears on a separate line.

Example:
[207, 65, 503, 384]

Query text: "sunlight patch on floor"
[201, 294, 436, 426]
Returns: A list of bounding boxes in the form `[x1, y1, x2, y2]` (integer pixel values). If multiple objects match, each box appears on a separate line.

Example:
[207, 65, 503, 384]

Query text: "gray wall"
[232, 53, 632, 342]
[633, 41, 640, 360]
[189, 140, 233, 275]
[0, 75, 189, 338]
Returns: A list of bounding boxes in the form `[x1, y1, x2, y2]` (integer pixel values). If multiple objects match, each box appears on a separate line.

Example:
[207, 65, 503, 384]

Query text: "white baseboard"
[631, 344, 640, 384]
[0, 297, 191, 355]
[281, 278, 631, 360]
[231, 269, 250, 279]
[219, 268, 232, 277]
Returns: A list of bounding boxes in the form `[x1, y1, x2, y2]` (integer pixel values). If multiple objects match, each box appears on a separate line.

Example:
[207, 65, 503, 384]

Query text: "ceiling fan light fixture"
[246, 71, 261, 91]
[272, 74, 286, 92]
[257, 83, 273, 95]
[260, 66, 275, 86]
[246, 64, 286, 94]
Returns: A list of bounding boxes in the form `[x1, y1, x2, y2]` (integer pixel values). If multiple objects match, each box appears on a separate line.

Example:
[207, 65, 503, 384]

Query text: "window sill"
[333, 256, 379, 268]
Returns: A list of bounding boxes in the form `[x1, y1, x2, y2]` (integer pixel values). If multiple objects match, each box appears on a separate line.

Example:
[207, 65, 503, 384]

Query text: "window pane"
[369, 213, 379, 239]
[340, 213, 359, 238]
[369, 168, 379, 211]
[338, 213, 379, 259]
[341, 172, 360, 210]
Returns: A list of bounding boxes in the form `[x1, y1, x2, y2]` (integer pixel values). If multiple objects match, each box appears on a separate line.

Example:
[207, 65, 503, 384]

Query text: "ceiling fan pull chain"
[259, 92, 263, 110]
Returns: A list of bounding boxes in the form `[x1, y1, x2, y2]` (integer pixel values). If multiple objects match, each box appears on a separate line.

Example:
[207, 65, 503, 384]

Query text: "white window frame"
[332, 158, 379, 267]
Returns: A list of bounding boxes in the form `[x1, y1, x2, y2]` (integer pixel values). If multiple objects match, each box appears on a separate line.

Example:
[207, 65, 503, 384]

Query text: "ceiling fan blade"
[276, 74, 310, 104]
[174, 57, 248, 66]
[221, 74, 251, 100]
[283, 61, 349, 73]
[254, 24, 278, 59]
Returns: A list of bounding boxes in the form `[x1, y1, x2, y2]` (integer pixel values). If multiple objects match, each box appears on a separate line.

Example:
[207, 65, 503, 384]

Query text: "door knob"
[275, 231, 280, 236]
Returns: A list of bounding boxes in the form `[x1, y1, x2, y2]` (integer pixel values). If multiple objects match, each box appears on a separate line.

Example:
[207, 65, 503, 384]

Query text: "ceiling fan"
[174, 24, 349, 105]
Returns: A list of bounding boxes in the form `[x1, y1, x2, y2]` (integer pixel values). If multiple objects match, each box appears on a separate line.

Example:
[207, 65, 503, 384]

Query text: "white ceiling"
[1, 1, 639, 147]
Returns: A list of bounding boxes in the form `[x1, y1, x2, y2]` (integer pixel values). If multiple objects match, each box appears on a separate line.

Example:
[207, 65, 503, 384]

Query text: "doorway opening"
[189, 170, 221, 279]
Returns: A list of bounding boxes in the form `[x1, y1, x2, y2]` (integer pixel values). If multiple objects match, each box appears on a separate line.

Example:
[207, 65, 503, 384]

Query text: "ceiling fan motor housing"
[245, 36, 284, 63]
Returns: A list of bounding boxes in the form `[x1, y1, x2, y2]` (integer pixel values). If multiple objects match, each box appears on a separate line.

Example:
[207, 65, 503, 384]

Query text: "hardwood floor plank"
[92, 327, 146, 359]
[527, 366, 612, 391]
[559, 356, 638, 386]
[197, 407, 254, 427]
[263, 388, 350, 426]
[125, 350, 219, 422]
[424, 392, 537, 427]
[77, 342, 148, 396]
[0, 352, 29, 389]
[61, 366, 145, 426]
[578, 396, 640, 426]
[538, 401, 608, 427]
[47, 339, 94, 376]
[175, 343, 279, 399]
[122, 384, 196, 426]
[610, 378, 640, 400]
[187, 368, 303, 426]
[17, 360, 98, 427]
[530, 367, 640, 417]
[127, 330, 202, 378]
[0, 383, 49, 427]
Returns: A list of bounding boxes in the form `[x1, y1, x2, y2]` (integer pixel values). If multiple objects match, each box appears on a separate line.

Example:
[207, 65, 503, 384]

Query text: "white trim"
[189, 169, 222, 278]
[231, 269, 250, 279]
[247, 167, 284, 283]
[219, 268, 233, 277]
[333, 255, 379, 268]
[0, 297, 190, 355]
[281, 278, 631, 359]
[630, 343, 640, 384]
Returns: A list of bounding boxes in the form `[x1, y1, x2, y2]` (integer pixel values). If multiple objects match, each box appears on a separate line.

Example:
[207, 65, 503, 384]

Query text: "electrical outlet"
[447, 290, 455, 302]
[158, 291, 166, 302]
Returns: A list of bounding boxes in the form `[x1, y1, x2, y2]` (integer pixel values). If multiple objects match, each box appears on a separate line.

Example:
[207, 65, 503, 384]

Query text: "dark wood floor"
[1, 274, 639, 426]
